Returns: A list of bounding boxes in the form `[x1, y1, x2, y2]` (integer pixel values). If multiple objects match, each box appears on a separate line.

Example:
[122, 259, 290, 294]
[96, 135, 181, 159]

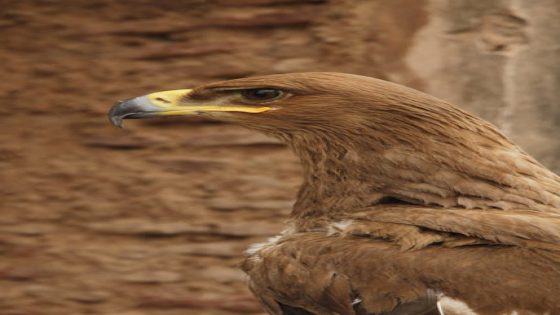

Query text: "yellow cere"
[147, 89, 193, 108]
[146, 89, 271, 114]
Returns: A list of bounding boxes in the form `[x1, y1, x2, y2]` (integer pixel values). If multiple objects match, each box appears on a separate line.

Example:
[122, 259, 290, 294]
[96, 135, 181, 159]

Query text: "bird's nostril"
[155, 97, 170, 104]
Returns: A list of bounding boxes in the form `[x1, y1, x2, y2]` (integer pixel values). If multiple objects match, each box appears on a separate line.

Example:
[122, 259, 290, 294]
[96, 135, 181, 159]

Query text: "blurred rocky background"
[1, 0, 558, 314]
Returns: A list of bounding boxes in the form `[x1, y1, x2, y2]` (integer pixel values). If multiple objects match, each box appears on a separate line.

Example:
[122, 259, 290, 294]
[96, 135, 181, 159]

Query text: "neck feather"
[282, 118, 560, 223]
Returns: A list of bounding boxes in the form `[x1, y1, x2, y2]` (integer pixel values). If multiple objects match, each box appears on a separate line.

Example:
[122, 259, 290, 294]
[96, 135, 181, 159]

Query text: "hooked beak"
[108, 89, 272, 128]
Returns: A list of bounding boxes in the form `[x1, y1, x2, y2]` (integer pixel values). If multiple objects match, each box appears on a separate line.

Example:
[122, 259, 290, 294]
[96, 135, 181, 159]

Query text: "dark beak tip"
[111, 117, 124, 128]
[108, 104, 125, 128]
[108, 99, 140, 128]
[108, 96, 161, 128]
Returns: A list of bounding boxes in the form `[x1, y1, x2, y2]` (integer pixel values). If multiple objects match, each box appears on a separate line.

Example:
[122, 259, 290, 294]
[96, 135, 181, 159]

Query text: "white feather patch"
[244, 226, 297, 255]
[245, 235, 283, 255]
[437, 296, 478, 315]
[327, 220, 354, 236]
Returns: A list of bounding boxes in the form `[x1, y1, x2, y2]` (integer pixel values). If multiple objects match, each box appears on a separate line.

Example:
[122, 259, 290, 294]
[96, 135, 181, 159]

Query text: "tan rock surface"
[0, 1, 557, 314]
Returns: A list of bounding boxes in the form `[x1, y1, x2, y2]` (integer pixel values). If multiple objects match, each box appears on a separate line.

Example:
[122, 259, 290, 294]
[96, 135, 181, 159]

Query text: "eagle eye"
[240, 88, 284, 102]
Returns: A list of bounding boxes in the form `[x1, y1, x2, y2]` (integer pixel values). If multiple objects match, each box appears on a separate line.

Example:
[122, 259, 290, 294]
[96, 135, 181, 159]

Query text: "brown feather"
[121, 72, 560, 314]
[201, 73, 560, 314]
[199, 73, 560, 224]
[243, 231, 560, 315]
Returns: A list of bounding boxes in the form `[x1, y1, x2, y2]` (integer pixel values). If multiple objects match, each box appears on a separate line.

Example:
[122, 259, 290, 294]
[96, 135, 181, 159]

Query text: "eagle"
[108, 73, 560, 315]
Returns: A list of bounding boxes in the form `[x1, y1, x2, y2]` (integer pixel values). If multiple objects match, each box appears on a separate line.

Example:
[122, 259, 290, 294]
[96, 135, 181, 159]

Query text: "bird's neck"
[287, 131, 560, 227]
[288, 133, 390, 223]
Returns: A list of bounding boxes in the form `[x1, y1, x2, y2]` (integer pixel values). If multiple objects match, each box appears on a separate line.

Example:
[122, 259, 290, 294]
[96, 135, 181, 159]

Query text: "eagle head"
[109, 72, 422, 141]
[108, 72, 560, 217]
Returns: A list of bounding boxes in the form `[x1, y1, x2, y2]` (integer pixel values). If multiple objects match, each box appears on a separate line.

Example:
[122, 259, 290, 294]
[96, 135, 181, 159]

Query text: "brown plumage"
[109, 73, 560, 315]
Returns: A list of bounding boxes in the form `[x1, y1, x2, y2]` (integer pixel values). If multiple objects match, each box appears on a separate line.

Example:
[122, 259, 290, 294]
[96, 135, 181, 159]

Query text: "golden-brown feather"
[116, 72, 560, 314]
[215, 73, 560, 315]
[243, 229, 560, 315]
[198, 73, 560, 222]
[200, 73, 560, 314]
